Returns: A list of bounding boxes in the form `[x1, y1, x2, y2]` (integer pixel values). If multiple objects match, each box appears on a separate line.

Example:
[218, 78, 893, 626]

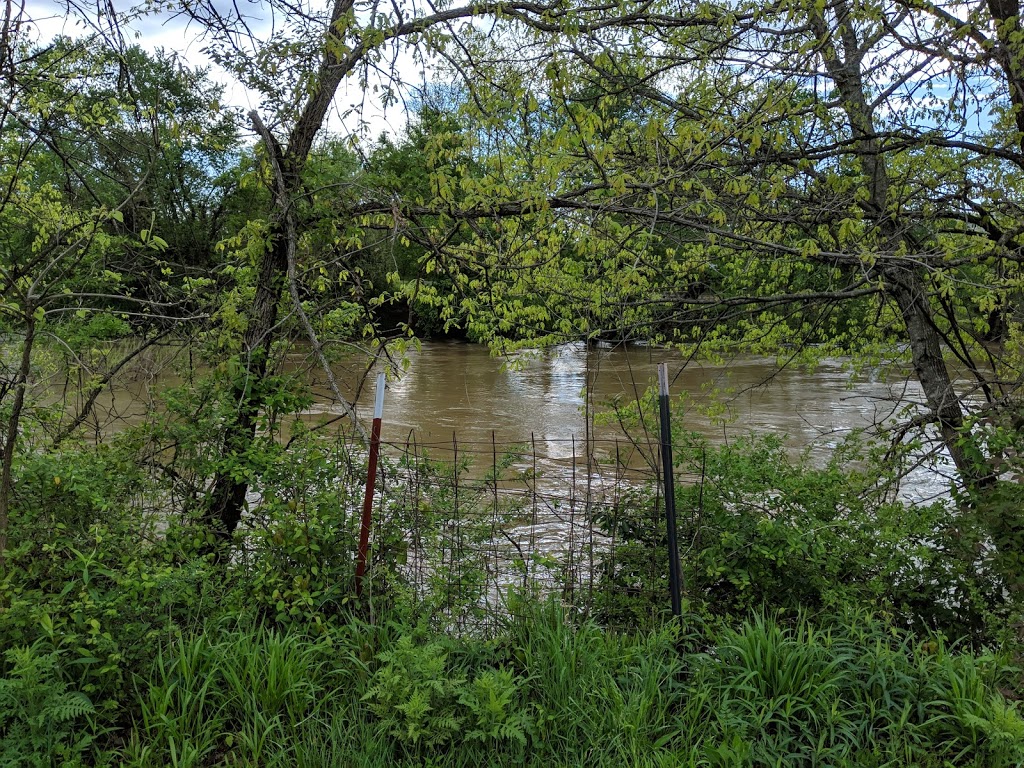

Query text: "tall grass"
[504, 598, 686, 764]
[687, 614, 1024, 767]
[108, 605, 1023, 767]
[122, 622, 356, 767]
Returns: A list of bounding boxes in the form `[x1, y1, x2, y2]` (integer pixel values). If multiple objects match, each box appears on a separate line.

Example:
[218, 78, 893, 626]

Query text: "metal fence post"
[356, 371, 385, 596]
[658, 363, 683, 618]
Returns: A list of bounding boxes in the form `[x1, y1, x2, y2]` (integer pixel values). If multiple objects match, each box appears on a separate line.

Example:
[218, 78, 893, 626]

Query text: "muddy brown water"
[65, 340, 955, 502]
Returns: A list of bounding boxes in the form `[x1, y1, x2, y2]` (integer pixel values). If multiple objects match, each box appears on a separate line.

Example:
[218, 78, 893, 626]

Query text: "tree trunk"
[200, 232, 288, 544]
[811, 1, 988, 489]
[988, 0, 1024, 148]
[198, 1, 357, 544]
[884, 265, 986, 483]
[0, 313, 35, 574]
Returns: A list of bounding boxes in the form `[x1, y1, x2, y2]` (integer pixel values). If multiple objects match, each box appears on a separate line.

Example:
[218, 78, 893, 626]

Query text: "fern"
[42, 692, 94, 724]
[363, 635, 464, 749]
[459, 668, 534, 747]
[0, 645, 95, 767]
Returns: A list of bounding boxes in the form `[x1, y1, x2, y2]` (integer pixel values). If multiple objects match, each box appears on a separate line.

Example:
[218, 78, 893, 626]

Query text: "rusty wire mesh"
[355, 431, 700, 632]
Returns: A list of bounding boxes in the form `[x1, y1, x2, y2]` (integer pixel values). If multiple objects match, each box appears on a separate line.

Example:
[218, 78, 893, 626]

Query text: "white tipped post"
[356, 372, 386, 595]
[373, 371, 385, 419]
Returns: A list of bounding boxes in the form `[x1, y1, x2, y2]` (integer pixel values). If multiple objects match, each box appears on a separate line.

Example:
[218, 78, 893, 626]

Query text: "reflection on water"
[76, 340, 955, 502]
[325, 342, 950, 501]
[345, 342, 909, 449]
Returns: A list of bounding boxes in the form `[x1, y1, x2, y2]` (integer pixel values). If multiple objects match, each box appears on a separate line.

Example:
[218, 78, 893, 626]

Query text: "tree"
[178, 0, 643, 542]
[0, 13, 243, 570]
[348, 0, 1024, 497]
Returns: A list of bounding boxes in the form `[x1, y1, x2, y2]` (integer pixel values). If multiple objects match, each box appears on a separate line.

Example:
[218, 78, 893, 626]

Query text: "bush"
[595, 431, 1012, 641]
[0, 442, 227, 727]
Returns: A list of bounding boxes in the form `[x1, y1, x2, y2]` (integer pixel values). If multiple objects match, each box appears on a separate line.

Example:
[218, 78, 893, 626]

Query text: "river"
[320, 341, 952, 502]
[83, 340, 954, 502]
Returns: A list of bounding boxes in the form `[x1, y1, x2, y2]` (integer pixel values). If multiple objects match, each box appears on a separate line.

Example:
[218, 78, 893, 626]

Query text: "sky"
[22, 0, 422, 141]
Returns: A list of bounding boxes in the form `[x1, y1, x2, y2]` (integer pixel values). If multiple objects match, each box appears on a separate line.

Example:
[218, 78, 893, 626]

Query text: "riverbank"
[3, 414, 1023, 765]
[11, 603, 1018, 767]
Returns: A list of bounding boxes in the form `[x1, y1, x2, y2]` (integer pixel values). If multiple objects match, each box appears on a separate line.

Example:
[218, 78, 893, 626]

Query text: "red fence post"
[356, 371, 385, 595]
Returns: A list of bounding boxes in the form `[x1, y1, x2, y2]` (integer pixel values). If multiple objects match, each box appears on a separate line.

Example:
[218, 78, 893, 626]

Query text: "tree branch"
[250, 108, 368, 443]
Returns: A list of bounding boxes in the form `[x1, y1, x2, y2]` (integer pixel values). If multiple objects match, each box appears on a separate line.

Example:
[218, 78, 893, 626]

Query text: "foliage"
[0, 645, 96, 768]
[687, 613, 1024, 767]
[125, 624, 340, 767]
[0, 439, 226, 723]
[594, 426, 1011, 640]
[0, 28, 250, 575]
[110, 604, 1024, 767]
[5, 1, 1024, 764]
[3, 425, 1023, 767]
[131, 365, 315, 522]
[363, 635, 466, 747]
[362, 634, 533, 753]
[459, 667, 534, 746]
[502, 597, 687, 762]
[243, 504, 360, 629]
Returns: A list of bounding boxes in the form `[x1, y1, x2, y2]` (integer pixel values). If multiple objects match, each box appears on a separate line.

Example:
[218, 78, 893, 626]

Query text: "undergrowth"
[106, 606, 1024, 767]
[1, 419, 1022, 765]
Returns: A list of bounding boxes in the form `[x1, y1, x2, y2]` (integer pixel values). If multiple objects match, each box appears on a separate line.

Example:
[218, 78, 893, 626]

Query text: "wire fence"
[359, 431, 700, 632]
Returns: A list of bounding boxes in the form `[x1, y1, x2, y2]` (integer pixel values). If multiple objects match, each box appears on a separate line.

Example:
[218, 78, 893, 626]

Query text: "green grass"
[88, 605, 1023, 767]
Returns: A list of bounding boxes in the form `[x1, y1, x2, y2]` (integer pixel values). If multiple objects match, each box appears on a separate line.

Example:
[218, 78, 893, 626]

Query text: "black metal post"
[658, 363, 683, 618]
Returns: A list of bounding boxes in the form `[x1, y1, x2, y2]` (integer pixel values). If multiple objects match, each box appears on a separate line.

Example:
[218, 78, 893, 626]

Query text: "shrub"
[595, 431, 1012, 641]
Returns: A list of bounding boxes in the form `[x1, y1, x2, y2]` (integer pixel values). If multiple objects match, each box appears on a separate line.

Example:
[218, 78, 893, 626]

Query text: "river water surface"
[315, 342, 953, 502]
[89, 340, 954, 502]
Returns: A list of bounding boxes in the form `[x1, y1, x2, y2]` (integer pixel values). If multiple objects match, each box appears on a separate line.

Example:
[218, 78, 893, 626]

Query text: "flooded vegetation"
[5, 0, 1024, 762]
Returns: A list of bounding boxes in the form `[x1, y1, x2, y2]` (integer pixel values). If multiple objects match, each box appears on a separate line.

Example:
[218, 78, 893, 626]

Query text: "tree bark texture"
[812, 1, 984, 487]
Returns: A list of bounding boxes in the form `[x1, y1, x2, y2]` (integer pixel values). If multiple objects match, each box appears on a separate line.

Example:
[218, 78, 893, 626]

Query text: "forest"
[2, 0, 1024, 764]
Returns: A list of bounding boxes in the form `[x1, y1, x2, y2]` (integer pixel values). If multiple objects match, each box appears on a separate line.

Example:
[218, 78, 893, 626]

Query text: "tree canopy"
[2, 0, 1024, 544]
